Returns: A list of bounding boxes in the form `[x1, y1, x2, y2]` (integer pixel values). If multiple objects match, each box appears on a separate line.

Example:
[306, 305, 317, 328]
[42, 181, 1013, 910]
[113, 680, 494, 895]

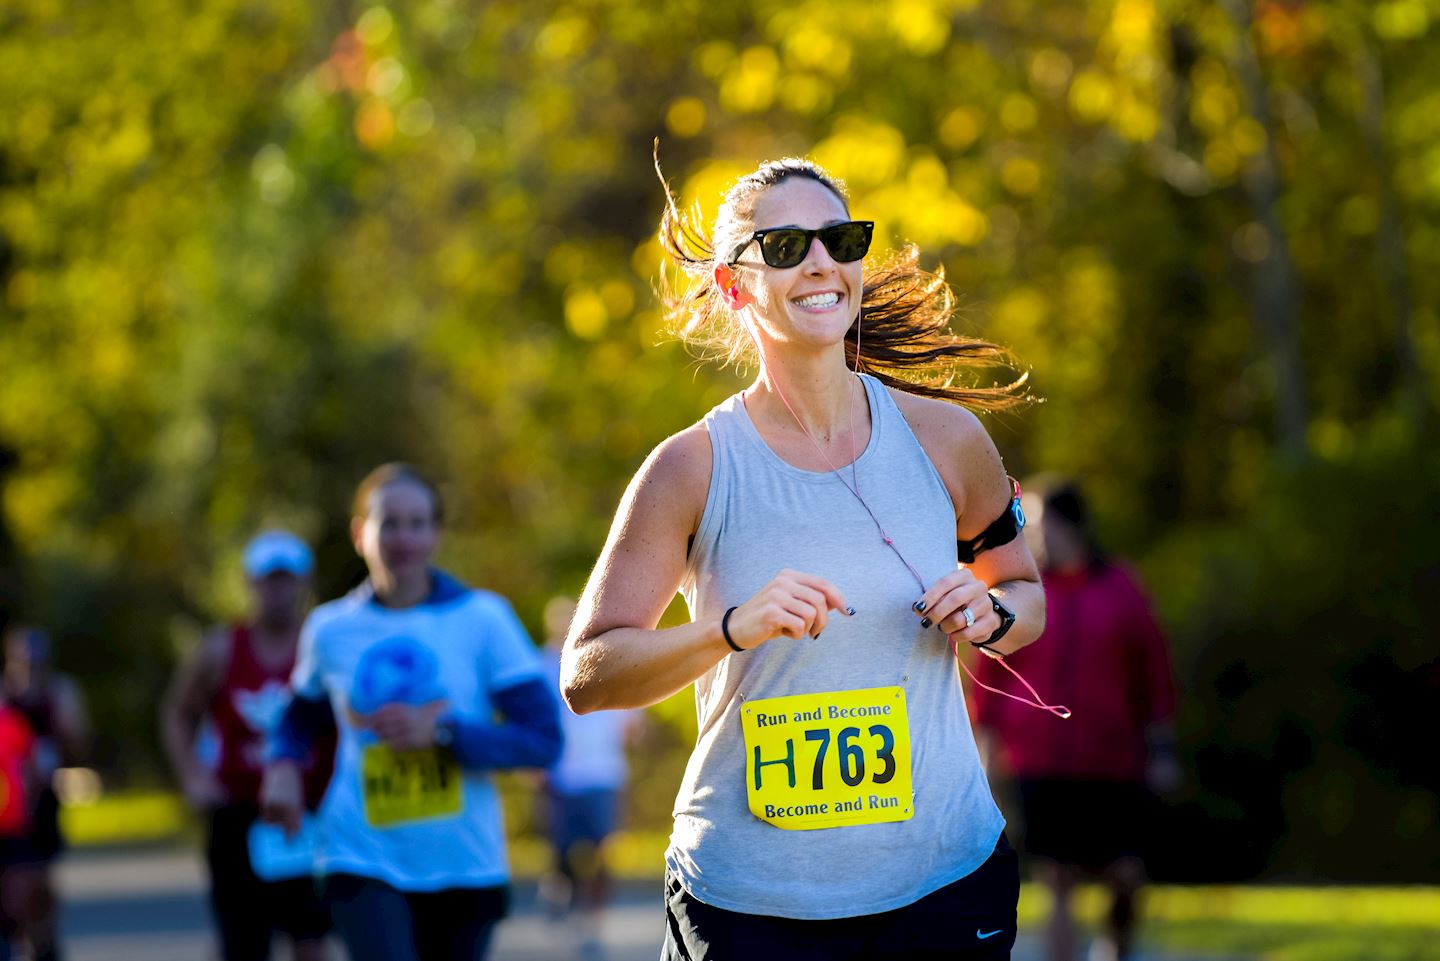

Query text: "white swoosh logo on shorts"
[976, 928, 1004, 940]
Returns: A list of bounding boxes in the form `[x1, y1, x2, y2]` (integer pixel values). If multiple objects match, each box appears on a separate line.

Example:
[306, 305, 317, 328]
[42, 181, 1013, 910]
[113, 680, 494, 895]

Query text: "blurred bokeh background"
[1, 0, 1437, 926]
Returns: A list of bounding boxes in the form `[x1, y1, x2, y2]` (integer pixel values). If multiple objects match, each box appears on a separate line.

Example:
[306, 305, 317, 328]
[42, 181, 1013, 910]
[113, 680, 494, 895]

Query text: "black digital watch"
[972, 594, 1017, 653]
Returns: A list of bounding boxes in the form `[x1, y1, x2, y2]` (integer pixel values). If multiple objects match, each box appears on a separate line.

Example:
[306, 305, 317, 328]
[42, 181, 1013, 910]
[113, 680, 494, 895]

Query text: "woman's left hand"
[369, 701, 448, 752]
[914, 568, 999, 647]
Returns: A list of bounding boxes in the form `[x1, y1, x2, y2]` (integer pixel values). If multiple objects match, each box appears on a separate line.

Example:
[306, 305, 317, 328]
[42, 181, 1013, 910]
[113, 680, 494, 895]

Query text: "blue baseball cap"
[242, 530, 314, 578]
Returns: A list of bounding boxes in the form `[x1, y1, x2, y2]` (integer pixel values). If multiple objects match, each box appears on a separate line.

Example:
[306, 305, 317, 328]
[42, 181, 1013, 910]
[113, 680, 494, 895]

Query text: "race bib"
[741, 686, 913, 831]
[361, 744, 463, 828]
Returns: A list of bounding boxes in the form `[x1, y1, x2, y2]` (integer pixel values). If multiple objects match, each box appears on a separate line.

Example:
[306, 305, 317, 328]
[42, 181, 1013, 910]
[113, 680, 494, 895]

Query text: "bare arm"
[562, 427, 723, 713]
[562, 426, 851, 713]
[50, 675, 90, 764]
[159, 630, 229, 806]
[895, 391, 1045, 655]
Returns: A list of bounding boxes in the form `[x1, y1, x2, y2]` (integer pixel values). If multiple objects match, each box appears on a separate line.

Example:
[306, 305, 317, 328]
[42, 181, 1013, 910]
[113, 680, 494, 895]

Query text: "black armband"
[957, 477, 1026, 564]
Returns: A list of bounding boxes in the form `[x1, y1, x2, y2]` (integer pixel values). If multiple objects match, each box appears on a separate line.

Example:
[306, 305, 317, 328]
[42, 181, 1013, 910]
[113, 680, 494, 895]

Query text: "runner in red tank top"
[2, 625, 88, 961]
[161, 531, 333, 961]
[0, 694, 36, 959]
[210, 624, 333, 808]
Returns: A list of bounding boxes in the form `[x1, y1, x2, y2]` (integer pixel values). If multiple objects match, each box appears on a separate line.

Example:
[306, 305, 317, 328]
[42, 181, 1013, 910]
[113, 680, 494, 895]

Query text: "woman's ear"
[350, 516, 366, 557]
[713, 263, 750, 311]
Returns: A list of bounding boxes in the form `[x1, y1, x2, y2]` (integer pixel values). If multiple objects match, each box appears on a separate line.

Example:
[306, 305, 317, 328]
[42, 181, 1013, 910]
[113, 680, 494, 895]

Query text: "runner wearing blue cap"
[261, 463, 563, 961]
[161, 530, 332, 961]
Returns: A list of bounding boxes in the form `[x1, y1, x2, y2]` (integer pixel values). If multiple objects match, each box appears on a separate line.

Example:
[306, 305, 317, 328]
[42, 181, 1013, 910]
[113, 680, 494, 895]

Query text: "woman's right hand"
[259, 760, 305, 839]
[725, 570, 853, 650]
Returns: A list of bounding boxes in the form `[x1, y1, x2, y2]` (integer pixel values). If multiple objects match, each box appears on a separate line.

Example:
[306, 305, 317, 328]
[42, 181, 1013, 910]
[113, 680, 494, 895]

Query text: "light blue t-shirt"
[292, 572, 543, 891]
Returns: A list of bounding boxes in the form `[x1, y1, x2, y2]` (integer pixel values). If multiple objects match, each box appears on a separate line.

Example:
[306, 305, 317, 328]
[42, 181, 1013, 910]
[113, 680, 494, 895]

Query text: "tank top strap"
[861, 372, 899, 428]
[700, 390, 747, 459]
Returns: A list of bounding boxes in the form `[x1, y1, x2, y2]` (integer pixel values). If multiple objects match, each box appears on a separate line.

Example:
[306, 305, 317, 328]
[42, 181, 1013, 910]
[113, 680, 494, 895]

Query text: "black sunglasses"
[726, 220, 875, 269]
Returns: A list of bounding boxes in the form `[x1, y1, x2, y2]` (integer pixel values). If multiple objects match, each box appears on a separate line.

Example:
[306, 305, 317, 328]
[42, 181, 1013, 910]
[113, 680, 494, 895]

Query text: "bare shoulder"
[646, 422, 713, 488]
[890, 388, 991, 450]
[627, 421, 713, 533]
[193, 626, 236, 686]
[578, 420, 715, 637]
[887, 387, 1010, 536]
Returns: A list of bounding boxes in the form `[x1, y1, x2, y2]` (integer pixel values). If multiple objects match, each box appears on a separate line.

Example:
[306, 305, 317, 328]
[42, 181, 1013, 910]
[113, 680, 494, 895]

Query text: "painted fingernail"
[912, 600, 926, 613]
[814, 631, 822, 640]
[920, 618, 932, 629]
[845, 607, 857, 616]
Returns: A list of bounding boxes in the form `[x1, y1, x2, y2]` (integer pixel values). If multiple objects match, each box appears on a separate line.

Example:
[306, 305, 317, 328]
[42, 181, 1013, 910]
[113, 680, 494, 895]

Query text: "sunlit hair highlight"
[352, 462, 445, 525]
[655, 146, 1030, 410]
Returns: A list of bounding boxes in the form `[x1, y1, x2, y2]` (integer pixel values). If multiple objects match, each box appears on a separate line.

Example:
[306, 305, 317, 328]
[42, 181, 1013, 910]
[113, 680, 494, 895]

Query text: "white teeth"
[795, 292, 840, 309]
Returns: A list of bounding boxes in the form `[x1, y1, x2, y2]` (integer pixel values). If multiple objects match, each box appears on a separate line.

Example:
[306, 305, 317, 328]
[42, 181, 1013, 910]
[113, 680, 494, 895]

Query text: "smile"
[793, 291, 842, 310]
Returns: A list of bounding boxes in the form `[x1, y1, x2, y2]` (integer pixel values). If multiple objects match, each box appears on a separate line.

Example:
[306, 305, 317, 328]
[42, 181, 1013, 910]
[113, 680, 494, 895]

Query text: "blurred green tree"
[1, 0, 1435, 878]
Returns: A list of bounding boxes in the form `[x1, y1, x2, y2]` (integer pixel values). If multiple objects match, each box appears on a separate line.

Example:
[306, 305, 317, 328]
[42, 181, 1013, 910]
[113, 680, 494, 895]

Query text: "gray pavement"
[54, 845, 1235, 961]
[57, 845, 668, 961]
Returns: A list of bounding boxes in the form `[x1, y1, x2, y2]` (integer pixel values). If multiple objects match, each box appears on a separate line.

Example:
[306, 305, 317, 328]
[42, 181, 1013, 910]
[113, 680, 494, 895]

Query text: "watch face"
[990, 594, 1016, 623]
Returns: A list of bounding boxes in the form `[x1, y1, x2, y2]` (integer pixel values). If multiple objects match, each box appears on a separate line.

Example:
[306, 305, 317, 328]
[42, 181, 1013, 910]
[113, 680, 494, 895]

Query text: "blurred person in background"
[537, 596, 644, 961]
[160, 531, 333, 961]
[2, 626, 88, 961]
[261, 463, 562, 961]
[0, 684, 37, 961]
[971, 478, 1179, 961]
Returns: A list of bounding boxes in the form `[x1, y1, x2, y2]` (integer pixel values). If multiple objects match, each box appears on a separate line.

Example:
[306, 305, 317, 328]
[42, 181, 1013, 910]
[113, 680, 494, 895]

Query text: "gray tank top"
[669, 373, 1005, 920]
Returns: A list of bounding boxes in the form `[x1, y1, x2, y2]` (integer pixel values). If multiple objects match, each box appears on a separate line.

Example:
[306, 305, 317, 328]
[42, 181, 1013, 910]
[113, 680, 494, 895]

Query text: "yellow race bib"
[741, 686, 913, 830]
[361, 744, 464, 828]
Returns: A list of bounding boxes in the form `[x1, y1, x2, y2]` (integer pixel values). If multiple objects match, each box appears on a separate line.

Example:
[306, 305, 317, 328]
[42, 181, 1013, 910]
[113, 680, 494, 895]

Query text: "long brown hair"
[656, 149, 1031, 410]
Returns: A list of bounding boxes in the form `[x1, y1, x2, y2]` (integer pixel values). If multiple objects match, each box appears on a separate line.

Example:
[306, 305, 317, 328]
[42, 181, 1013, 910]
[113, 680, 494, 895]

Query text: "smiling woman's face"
[354, 479, 439, 584]
[735, 177, 862, 353]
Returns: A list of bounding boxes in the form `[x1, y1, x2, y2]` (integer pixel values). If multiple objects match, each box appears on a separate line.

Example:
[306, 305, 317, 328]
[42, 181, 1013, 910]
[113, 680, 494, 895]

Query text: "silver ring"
[961, 606, 975, 629]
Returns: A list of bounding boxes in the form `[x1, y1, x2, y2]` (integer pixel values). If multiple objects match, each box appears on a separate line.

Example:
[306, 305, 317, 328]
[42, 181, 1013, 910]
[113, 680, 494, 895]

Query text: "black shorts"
[205, 804, 331, 961]
[1017, 778, 1154, 867]
[5, 789, 64, 865]
[662, 835, 1019, 961]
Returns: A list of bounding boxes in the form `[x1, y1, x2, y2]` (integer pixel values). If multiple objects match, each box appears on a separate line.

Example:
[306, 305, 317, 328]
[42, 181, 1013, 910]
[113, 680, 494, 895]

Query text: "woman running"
[262, 464, 562, 961]
[562, 156, 1050, 960]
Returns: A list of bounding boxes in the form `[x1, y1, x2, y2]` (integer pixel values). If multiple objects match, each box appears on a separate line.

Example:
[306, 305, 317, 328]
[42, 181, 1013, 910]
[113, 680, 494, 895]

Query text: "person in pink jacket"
[971, 478, 1179, 961]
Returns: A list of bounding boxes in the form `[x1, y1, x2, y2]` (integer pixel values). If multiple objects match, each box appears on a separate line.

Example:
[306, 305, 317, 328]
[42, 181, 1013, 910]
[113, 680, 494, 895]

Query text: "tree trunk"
[1353, 37, 1430, 434]
[1221, 0, 1310, 458]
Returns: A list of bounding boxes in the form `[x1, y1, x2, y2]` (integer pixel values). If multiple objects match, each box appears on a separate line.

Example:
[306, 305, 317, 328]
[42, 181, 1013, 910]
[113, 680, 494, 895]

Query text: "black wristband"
[721, 606, 745, 652]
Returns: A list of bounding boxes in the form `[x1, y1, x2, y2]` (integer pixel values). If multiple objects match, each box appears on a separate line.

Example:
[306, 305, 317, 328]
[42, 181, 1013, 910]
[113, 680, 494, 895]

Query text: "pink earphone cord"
[761, 316, 1070, 720]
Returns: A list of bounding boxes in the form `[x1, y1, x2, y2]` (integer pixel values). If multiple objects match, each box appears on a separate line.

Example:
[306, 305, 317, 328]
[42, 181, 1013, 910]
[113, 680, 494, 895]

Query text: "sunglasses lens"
[760, 230, 811, 268]
[822, 223, 871, 262]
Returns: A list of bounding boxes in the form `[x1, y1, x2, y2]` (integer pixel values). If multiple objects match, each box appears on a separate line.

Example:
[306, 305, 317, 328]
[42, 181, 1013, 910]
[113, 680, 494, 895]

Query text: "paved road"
[58, 846, 663, 961]
[55, 846, 1235, 961]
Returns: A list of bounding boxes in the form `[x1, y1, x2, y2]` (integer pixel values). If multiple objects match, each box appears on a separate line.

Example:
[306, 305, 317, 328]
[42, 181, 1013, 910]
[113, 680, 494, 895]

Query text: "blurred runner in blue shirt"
[262, 464, 562, 961]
